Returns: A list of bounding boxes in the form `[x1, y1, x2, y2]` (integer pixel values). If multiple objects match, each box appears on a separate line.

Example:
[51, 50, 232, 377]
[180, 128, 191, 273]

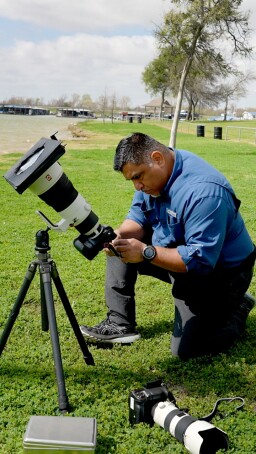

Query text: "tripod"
[0, 228, 94, 413]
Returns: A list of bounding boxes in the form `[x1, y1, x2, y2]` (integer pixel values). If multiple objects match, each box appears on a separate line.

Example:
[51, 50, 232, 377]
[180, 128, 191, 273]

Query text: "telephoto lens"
[4, 135, 116, 260]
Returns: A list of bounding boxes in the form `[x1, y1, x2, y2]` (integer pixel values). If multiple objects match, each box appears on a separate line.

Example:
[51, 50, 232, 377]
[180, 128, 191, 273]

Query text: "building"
[0, 104, 50, 115]
[56, 108, 95, 118]
[242, 111, 256, 120]
[142, 98, 174, 118]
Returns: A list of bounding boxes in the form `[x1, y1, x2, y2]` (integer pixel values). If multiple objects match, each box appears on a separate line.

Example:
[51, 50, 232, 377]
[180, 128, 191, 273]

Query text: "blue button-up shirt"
[126, 149, 254, 274]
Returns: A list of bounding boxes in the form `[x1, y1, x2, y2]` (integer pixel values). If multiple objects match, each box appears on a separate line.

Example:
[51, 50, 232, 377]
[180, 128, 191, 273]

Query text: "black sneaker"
[80, 318, 141, 344]
[230, 292, 255, 331]
[240, 293, 255, 316]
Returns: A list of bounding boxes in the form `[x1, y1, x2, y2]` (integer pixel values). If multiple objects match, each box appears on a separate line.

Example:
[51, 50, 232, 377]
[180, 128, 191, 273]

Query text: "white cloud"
[0, 33, 156, 104]
[0, 0, 255, 108]
[0, 0, 167, 33]
[0, 0, 166, 105]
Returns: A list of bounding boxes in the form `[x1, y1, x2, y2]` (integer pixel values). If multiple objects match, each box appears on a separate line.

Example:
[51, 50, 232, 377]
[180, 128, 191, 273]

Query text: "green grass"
[0, 122, 255, 453]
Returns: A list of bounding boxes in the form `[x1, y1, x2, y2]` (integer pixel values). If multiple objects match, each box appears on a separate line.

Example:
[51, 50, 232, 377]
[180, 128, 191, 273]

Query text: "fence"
[177, 122, 256, 144]
[225, 126, 256, 144]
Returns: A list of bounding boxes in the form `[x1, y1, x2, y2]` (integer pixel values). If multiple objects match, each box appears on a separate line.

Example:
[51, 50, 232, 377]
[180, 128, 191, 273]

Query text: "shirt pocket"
[141, 200, 158, 226]
[165, 212, 184, 245]
[152, 211, 185, 247]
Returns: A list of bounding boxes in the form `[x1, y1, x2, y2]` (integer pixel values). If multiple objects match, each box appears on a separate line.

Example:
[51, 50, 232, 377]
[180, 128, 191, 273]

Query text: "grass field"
[0, 122, 255, 453]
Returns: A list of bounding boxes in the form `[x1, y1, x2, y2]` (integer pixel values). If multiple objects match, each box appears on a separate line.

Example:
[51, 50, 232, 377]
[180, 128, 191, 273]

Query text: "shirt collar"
[160, 149, 183, 197]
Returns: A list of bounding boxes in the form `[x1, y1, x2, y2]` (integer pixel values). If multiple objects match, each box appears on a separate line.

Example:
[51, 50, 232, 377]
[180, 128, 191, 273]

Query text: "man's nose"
[134, 181, 143, 191]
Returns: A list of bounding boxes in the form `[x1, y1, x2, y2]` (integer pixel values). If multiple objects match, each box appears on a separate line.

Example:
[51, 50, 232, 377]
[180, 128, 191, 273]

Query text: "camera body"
[74, 226, 116, 260]
[129, 380, 175, 426]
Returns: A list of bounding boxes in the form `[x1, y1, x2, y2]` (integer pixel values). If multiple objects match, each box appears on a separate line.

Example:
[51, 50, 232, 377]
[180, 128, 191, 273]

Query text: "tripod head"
[35, 228, 51, 253]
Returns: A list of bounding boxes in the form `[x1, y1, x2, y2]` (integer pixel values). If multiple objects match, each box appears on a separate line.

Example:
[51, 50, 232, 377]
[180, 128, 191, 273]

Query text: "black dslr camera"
[129, 379, 175, 426]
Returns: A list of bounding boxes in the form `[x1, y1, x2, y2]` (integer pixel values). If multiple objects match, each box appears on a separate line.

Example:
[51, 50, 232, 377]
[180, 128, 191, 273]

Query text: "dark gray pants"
[105, 251, 255, 359]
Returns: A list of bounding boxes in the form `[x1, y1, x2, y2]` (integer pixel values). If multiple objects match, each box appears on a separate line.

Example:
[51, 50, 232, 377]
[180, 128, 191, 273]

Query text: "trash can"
[128, 116, 133, 123]
[197, 125, 205, 137]
[214, 127, 222, 140]
[137, 116, 142, 123]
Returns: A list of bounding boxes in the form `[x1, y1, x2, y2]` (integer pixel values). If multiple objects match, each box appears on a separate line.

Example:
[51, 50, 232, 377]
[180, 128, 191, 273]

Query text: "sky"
[0, 0, 255, 109]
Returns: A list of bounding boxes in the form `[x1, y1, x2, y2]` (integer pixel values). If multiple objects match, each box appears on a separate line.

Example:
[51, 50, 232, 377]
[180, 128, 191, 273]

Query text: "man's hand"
[103, 220, 146, 258]
[111, 238, 145, 263]
[106, 237, 187, 273]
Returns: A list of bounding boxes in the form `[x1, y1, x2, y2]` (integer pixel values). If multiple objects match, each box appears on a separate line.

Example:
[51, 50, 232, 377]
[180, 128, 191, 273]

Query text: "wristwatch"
[142, 245, 156, 261]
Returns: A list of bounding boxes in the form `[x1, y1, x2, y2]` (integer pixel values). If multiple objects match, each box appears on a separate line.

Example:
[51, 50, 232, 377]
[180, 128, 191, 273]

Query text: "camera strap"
[199, 397, 245, 422]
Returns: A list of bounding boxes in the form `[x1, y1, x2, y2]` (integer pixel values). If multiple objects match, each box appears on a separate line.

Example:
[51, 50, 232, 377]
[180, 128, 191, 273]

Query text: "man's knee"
[171, 337, 196, 361]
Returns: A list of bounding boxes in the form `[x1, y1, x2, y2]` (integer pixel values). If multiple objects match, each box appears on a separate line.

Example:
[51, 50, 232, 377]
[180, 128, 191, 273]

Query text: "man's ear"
[151, 150, 165, 166]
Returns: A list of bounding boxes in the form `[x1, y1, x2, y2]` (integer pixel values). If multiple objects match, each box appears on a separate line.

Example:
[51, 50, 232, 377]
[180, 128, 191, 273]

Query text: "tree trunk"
[169, 60, 191, 148]
[160, 88, 166, 120]
[223, 97, 228, 121]
[168, 18, 204, 148]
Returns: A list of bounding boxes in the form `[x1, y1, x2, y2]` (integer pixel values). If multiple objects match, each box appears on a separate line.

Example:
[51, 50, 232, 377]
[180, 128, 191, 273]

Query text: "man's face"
[122, 154, 168, 196]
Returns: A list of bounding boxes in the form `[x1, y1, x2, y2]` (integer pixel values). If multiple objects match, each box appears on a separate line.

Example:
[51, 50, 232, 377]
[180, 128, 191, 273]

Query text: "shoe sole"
[80, 328, 141, 344]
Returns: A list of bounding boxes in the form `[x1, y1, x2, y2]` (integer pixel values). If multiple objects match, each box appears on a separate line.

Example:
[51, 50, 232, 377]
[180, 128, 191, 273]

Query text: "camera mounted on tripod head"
[4, 133, 116, 260]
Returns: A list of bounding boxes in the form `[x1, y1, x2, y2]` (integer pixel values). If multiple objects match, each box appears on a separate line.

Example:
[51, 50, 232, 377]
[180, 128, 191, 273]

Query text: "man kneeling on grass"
[81, 132, 256, 360]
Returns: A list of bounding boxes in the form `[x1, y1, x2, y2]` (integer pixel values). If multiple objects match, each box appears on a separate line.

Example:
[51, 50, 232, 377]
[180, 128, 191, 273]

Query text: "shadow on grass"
[139, 319, 174, 339]
[158, 329, 256, 402]
[1, 320, 255, 411]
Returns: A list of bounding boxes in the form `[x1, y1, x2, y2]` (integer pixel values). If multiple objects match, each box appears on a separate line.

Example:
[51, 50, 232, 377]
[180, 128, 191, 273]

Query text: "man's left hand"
[111, 238, 145, 263]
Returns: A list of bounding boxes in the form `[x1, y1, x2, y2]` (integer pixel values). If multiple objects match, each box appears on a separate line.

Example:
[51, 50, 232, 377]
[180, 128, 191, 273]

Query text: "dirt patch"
[68, 124, 89, 138]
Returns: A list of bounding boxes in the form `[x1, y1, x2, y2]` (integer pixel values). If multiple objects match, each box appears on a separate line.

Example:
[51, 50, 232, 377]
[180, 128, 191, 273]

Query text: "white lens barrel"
[152, 401, 178, 437]
[58, 193, 100, 235]
[29, 162, 101, 234]
[29, 162, 63, 195]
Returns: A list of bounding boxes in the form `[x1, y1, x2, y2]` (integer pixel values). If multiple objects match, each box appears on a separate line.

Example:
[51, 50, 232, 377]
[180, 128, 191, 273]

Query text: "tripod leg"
[0, 262, 37, 355]
[40, 274, 49, 332]
[40, 263, 69, 412]
[51, 262, 95, 366]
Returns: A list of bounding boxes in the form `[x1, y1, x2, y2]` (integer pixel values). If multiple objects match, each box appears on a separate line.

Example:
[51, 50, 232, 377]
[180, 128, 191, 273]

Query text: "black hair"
[114, 132, 170, 171]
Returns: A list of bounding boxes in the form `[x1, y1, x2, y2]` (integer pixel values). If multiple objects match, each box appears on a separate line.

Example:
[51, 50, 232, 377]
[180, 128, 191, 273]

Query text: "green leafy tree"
[155, 0, 252, 147]
[142, 50, 173, 119]
[183, 54, 226, 119]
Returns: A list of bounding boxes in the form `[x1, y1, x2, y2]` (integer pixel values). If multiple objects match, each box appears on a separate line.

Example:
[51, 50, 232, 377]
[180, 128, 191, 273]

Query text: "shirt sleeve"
[177, 195, 229, 274]
[126, 191, 149, 227]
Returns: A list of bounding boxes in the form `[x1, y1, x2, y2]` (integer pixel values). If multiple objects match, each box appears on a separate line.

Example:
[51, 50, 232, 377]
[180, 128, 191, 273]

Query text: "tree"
[109, 93, 117, 123]
[119, 96, 131, 111]
[80, 94, 95, 110]
[70, 93, 81, 108]
[216, 71, 256, 120]
[50, 95, 69, 107]
[183, 55, 226, 119]
[155, 0, 252, 147]
[142, 50, 173, 119]
[97, 89, 108, 122]
[184, 76, 222, 118]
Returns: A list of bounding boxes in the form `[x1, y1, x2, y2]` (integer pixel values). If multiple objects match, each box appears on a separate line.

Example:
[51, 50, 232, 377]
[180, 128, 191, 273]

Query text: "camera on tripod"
[4, 134, 116, 260]
[129, 380, 229, 454]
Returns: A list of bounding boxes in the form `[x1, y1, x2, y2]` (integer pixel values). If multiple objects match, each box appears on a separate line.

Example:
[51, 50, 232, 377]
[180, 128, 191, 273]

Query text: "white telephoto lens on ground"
[152, 401, 229, 454]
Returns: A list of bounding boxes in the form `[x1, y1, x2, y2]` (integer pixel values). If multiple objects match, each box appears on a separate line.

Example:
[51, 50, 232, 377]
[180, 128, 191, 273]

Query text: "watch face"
[143, 245, 156, 260]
